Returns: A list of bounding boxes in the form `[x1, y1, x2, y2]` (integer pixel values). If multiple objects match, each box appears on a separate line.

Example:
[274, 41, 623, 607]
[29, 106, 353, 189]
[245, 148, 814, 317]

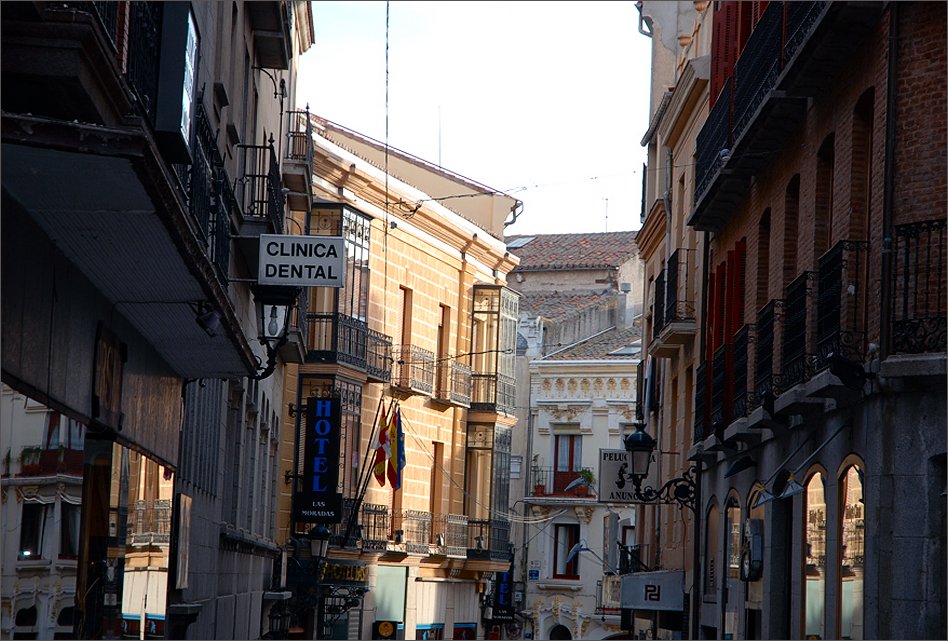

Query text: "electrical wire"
[391, 409, 566, 525]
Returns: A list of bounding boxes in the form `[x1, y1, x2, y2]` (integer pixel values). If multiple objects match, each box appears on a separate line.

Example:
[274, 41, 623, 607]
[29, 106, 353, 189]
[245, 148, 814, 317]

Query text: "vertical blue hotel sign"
[294, 397, 343, 523]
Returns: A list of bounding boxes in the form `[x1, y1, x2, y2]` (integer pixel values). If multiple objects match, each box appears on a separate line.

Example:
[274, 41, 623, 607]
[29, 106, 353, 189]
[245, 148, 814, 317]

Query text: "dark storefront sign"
[294, 397, 343, 523]
[490, 571, 515, 621]
[288, 558, 369, 587]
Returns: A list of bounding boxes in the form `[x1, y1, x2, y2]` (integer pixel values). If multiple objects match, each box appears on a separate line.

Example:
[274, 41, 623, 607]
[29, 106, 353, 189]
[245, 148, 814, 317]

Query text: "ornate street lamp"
[622, 423, 697, 512]
[251, 284, 301, 380]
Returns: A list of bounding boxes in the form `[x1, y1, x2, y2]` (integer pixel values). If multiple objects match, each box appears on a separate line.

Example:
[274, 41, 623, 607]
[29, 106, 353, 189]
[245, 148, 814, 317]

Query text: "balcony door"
[553, 434, 582, 493]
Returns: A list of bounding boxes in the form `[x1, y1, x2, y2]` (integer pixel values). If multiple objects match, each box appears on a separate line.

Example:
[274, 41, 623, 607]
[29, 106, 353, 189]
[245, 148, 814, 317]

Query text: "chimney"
[618, 282, 634, 328]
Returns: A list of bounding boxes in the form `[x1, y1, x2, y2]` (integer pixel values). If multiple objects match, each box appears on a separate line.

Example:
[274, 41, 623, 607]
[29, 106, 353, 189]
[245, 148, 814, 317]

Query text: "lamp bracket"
[630, 464, 698, 513]
[288, 402, 308, 418]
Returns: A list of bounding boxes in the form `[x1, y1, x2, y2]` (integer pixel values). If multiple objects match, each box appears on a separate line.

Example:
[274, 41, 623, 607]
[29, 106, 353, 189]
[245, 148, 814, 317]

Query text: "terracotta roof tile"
[543, 325, 642, 361]
[518, 290, 611, 321]
[506, 231, 638, 271]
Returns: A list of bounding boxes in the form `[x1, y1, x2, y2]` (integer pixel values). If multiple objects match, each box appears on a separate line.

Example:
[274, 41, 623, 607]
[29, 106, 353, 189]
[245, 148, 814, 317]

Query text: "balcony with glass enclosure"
[469, 285, 519, 415]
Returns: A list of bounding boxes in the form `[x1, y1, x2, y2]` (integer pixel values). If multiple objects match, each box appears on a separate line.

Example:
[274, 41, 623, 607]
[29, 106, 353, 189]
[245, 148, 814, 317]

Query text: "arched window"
[803, 470, 827, 640]
[704, 500, 720, 599]
[723, 496, 742, 639]
[837, 461, 865, 640]
[745, 487, 766, 639]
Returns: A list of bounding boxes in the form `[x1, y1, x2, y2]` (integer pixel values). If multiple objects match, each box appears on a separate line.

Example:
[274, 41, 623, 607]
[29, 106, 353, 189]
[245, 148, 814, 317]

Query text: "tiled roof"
[518, 290, 611, 321]
[543, 324, 642, 361]
[506, 231, 638, 271]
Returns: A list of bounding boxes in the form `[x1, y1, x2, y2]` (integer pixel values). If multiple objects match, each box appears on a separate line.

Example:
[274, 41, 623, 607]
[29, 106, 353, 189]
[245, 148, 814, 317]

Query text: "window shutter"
[706, 268, 717, 361]
[710, 8, 723, 107]
[716, 263, 728, 350]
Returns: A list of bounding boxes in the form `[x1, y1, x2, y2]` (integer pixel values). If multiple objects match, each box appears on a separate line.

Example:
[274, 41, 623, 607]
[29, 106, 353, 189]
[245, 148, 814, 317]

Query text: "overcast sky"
[297, 1, 653, 236]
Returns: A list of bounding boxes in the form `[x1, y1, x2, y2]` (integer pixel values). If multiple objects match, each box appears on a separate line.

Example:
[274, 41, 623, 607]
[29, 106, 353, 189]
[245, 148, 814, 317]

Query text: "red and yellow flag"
[373, 404, 390, 486]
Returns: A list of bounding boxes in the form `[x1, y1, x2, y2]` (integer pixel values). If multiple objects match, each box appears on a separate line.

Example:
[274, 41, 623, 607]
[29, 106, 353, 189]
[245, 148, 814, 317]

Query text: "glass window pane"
[838, 464, 865, 640]
[724, 500, 741, 638]
[704, 504, 719, 598]
[804, 471, 826, 640]
[19, 503, 46, 559]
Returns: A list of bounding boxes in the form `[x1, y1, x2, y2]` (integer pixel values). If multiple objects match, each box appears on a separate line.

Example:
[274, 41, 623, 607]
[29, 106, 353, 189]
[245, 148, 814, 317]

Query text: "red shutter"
[710, 1, 740, 108]
[710, 6, 725, 107]
[738, 1, 754, 55]
[716, 262, 728, 350]
[706, 267, 716, 361]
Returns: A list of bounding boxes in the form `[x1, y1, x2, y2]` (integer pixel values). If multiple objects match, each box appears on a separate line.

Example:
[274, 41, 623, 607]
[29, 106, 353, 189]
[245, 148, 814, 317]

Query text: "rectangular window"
[553, 434, 583, 493]
[553, 523, 580, 579]
[510, 455, 522, 480]
[400, 286, 413, 346]
[60, 503, 81, 559]
[19, 503, 47, 559]
[554, 435, 582, 472]
[429, 442, 444, 525]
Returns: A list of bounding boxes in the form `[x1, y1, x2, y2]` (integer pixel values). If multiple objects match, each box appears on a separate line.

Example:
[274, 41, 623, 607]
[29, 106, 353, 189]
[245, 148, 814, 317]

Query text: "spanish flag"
[373, 404, 391, 486]
[387, 406, 406, 490]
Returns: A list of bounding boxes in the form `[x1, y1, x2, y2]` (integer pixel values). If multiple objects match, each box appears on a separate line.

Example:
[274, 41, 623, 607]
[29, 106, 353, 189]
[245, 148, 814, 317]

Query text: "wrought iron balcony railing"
[285, 109, 314, 168]
[435, 360, 472, 407]
[753, 299, 783, 409]
[693, 2, 844, 219]
[283, 108, 314, 211]
[652, 270, 665, 342]
[815, 240, 868, 371]
[470, 373, 515, 414]
[305, 312, 368, 369]
[285, 287, 310, 349]
[125, 2, 162, 123]
[710, 343, 731, 433]
[359, 502, 390, 552]
[732, 2, 782, 142]
[618, 544, 649, 574]
[695, 77, 733, 205]
[529, 467, 596, 498]
[394, 345, 435, 395]
[173, 105, 232, 285]
[781, 272, 817, 389]
[892, 220, 946, 354]
[784, 1, 828, 65]
[467, 518, 512, 562]
[663, 248, 697, 327]
[732, 324, 751, 420]
[236, 141, 285, 234]
[397, 509, 432, 555]
[439, 514, 468, 557]
[366, 328, 393, 383]
[327, 498, 359, 549]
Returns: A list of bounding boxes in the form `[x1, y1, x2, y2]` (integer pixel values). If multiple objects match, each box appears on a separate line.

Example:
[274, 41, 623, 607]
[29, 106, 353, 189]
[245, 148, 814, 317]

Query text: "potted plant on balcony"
[575, 469, 596, 496]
